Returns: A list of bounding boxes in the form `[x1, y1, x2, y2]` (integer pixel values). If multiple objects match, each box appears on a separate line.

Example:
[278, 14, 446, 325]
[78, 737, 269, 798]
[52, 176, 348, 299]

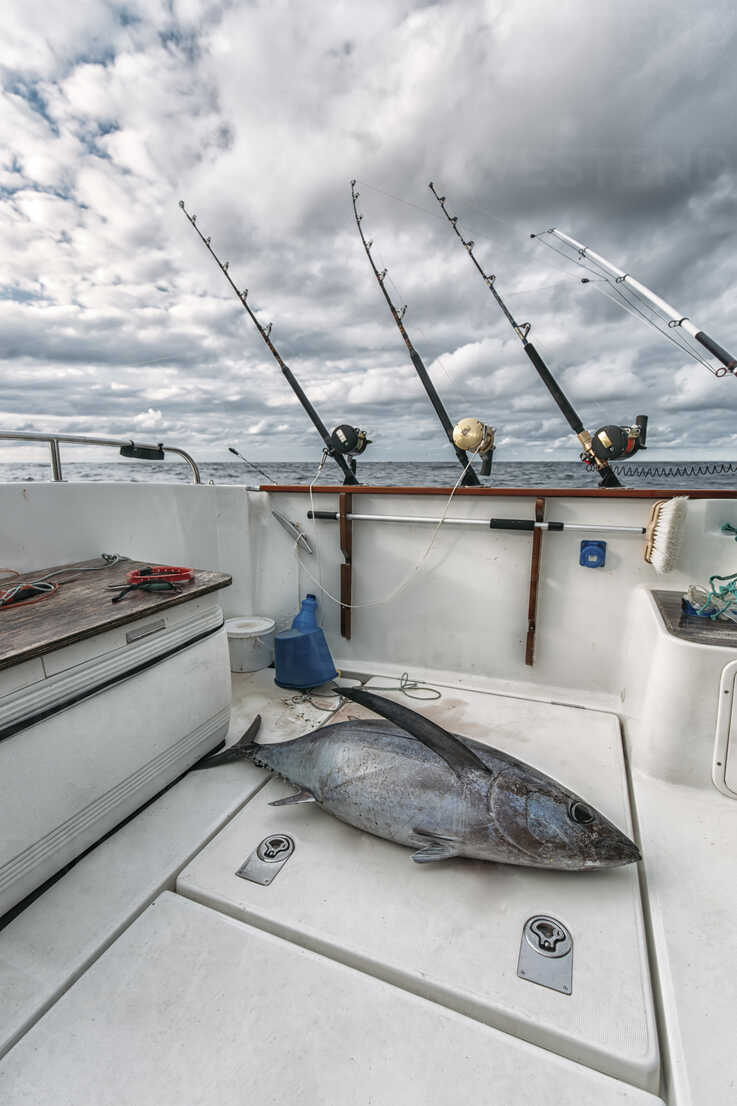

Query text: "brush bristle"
[646, 496, 688, 574]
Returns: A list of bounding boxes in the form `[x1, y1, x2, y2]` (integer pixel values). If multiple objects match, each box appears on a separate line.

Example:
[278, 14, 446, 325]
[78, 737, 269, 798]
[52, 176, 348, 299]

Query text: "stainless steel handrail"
[0, 430, 201, 483]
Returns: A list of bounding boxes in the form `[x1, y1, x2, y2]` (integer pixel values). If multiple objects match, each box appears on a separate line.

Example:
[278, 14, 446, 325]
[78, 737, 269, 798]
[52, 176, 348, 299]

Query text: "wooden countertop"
[0, 558, 231, 671]
[652, 588, 737, 647]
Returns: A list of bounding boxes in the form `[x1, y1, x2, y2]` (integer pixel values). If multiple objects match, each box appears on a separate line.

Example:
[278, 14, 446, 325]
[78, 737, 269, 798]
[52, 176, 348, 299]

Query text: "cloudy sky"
[2, 0, 737, 464]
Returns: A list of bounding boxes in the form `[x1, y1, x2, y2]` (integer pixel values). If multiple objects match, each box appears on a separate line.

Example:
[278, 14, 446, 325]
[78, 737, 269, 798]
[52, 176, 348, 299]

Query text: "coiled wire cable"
[611, 461, 737, 479]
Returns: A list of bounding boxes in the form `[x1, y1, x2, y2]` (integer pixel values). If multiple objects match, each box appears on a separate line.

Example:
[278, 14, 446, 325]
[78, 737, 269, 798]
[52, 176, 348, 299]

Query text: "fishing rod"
[179, 201, 369, 486]
[534, 228, 737, 378]
[350, 181, 486, 486]
[227, 446, 277, 484]
[428, 184, 649, 488]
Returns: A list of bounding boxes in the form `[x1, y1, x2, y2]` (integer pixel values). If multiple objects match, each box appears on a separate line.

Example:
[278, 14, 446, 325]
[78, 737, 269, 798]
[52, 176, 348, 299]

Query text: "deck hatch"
[177, 682, 659, 1091]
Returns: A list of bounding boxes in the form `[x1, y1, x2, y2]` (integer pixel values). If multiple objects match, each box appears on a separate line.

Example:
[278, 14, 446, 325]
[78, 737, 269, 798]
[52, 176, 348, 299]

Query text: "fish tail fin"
[193, 715, 262, 770]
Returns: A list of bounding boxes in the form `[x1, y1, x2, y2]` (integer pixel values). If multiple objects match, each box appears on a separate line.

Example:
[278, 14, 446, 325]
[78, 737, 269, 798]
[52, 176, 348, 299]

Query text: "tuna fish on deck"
[201, 686, 640, 871]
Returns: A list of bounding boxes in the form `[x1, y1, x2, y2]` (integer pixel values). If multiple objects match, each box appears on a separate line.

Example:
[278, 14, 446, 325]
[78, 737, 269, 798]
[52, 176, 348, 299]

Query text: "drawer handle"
[126, 619, 166, 644]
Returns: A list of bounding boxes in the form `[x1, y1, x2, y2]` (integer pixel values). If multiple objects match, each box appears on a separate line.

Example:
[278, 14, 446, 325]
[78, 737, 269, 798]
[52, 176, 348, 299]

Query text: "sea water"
[0, 459, 735, 490]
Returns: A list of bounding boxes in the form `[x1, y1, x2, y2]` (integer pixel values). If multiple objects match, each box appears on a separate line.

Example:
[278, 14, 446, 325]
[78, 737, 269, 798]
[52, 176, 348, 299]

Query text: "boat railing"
[0, 429, 201, 484]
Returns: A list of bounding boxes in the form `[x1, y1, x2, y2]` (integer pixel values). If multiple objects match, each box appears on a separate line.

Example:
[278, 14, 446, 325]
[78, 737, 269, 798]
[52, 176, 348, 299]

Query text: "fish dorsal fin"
[338, 687, 489, 779]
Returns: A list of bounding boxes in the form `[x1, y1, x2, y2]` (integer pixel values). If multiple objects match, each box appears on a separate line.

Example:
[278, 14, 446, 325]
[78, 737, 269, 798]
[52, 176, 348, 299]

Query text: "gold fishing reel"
[453, 418, 495, 475]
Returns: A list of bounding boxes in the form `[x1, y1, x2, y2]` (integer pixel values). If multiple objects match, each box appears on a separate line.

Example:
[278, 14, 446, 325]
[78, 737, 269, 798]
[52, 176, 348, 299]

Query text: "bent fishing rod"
[350, 181, 484, 486]
[533, 228, 737, 378]
[179, 201, 367, 486]
[428, 184, 649, 488]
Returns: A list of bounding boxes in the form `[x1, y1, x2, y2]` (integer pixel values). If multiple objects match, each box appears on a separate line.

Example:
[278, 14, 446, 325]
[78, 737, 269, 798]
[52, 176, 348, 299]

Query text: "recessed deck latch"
[517, 914, 573, 995]
[236, 834, 295, 885]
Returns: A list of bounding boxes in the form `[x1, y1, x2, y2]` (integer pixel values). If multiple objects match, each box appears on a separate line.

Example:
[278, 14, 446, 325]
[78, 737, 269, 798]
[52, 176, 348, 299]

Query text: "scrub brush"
[643, 497, 688, 574]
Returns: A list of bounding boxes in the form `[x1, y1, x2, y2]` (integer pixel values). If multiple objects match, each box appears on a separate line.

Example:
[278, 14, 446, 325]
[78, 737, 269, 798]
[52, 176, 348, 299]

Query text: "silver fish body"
[246, 702, 640, 871]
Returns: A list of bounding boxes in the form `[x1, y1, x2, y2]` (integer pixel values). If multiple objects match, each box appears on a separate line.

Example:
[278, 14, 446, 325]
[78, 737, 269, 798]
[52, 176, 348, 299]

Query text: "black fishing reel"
[328, 424, 371, 475]
[585, 415, 648, 464]
[328, 424, 371, 458]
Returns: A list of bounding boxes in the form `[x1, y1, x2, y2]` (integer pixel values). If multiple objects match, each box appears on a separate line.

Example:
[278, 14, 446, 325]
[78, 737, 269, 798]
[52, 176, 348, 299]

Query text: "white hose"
[297, 451, 480, 609]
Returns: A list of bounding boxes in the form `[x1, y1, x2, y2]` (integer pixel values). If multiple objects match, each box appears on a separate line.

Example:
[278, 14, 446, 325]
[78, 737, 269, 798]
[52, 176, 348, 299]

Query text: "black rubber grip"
[307, 510, 339, 520]
[548, 521, 564, 531]
[695, 330, 737, 371]
[490, 518, 535, 531]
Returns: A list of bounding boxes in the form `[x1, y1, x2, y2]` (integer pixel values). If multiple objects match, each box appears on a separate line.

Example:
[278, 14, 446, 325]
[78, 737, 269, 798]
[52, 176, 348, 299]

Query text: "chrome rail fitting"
[0, 430, 201, 484]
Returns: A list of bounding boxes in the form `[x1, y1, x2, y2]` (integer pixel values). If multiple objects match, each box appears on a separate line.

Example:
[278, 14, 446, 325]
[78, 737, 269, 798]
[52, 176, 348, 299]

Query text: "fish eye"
[568, 801, 594, 825]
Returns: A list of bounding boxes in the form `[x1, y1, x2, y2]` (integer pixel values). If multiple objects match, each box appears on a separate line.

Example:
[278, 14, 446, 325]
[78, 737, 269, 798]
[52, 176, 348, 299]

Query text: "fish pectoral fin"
[269, 788, 317, 807]
[411, 839, 459, 864]
[410, 830, 460, 864]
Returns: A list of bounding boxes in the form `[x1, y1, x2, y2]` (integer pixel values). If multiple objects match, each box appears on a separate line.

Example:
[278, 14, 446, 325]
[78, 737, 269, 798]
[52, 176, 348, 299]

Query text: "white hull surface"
[0, 607, 230, 917]
[0, 479, 736, 1105]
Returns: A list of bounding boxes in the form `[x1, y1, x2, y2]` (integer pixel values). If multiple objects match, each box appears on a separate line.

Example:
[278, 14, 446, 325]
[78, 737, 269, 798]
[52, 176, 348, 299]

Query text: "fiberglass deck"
[0, 668, 661, 1103]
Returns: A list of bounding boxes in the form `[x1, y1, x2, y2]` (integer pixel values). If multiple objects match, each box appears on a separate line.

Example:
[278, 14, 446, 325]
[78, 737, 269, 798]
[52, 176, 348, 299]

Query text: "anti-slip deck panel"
[177, 684, 659, 1092]
[0, 892, 665, 1106]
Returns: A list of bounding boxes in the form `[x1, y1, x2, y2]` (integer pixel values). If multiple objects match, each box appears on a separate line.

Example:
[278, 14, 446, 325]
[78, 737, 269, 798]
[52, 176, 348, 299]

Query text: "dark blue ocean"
[0, 459, 735, 489]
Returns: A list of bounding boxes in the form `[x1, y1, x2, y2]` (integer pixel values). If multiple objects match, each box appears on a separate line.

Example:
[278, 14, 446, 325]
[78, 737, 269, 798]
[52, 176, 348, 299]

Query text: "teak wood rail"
[526, 497, 545, 666]
[339, 493, 352, 639]
[263, 484, 737, 499]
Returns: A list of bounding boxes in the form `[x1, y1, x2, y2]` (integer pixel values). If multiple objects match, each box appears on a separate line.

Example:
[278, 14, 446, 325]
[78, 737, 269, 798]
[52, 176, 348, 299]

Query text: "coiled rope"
[687, 574, 737, 622]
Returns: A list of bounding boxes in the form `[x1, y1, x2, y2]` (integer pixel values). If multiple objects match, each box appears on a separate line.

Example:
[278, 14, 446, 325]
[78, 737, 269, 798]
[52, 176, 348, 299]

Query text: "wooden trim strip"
[261, 484, 737, 500]
[525, 497, 545, 667]
[339, 492, 352, 640]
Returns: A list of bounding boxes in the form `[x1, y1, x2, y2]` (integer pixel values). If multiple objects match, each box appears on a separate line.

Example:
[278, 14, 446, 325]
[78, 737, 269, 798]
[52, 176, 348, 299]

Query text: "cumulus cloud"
[1, 0, 736, 465]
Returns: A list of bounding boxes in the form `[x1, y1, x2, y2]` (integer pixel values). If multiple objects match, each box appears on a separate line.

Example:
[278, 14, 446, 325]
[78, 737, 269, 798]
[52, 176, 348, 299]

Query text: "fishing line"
[280, 675, 442, 717]
[588, 279, 716, 371]
[502, 280, 578, 297]
[296, 450, 480, 609]
[533, 231, 721, 373]
[360, 180, 517, 232]
[360, 181, 443, 221]
[365, 672, 442, 700]
[305, 450, 329, 598]
[366, 242, 456, 391]
[533, 231, 615, 282]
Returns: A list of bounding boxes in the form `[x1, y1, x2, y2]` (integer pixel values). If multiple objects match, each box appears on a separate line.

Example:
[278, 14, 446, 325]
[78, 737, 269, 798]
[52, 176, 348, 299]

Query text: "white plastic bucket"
[225, 616, 276, 673]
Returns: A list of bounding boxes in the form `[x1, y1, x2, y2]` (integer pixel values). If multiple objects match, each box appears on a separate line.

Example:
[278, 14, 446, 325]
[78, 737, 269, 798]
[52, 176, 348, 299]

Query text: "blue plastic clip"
[579, 540, 607, 568]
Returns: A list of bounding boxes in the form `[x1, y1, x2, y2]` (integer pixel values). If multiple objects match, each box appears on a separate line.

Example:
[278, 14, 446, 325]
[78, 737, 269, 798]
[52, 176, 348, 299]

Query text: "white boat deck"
[0, 671, 330, 1060]
[178, 677, 658, 1091]
[0, 891, 663, 1106]
[632, 770, 737, 1106]
[1, 667, 666, 1104]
